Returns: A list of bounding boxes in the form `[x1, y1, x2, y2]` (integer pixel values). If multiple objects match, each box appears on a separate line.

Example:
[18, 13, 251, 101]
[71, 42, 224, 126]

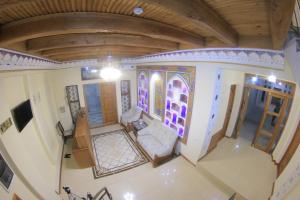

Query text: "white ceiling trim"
[0, 48, 285, 71]
[122, 48, 285, 69]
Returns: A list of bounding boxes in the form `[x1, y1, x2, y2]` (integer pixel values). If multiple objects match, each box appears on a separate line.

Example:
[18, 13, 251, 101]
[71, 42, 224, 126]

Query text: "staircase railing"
[291, 0, 300, 36]
[63, 186, 113, 200]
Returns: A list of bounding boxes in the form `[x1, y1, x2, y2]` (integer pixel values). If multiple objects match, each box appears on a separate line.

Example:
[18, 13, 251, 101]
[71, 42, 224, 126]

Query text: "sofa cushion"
[137, 135, 172, 159]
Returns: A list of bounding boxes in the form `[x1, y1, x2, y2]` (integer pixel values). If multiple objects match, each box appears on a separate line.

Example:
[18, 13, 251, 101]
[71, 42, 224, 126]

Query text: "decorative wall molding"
[0, 47, 285, 71]
[122, 48, 285, 70]
[0, 48, 60, 70]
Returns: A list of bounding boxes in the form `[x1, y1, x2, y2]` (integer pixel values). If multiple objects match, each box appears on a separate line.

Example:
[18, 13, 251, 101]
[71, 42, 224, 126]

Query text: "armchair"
[120, 106, 142, 132]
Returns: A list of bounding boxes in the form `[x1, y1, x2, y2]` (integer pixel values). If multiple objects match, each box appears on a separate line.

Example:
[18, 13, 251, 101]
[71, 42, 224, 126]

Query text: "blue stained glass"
[178, 128, 184, 137]
[166, 100, 171, 110]
[172, 113, 177, 124]
[181, 105, 187, 118]
[165, 119, 169, 125]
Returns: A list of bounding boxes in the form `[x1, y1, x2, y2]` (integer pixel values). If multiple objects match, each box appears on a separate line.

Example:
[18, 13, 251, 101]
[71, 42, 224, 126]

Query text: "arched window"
[164, 74, 189, 138]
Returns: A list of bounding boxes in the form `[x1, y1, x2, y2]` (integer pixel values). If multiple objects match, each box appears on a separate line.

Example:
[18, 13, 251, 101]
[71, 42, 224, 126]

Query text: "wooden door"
[233, 86, 250, 138]
[223, 85, 237, 135]
[253, 92, 288, 152]
[278, 121, 300, 175]
[207, 84, 236, 152]
[100, 82, 118, 125]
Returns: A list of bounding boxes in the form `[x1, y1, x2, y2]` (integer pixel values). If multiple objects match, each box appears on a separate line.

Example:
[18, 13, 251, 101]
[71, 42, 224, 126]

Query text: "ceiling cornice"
[0, 48, 285, 71]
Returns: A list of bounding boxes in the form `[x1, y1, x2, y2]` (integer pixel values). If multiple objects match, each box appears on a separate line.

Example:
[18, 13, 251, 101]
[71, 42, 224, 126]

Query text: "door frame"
[278, 121, 300, 175]
[207, 84, 237, 152]
[233, 81, 295, 153]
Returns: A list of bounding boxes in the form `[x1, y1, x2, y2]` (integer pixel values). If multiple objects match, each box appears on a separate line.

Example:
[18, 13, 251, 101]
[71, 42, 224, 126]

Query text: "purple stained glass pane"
[165, 119, 169, 125]
[173, 80, 182, 88]
[166, 100, 171, 110]
[145, 91, 148, 98]
[178, 128, 184, 137]
[181, 105, 187, 118]
[169, 84, 172, 89]
[172, 113, 177, 124]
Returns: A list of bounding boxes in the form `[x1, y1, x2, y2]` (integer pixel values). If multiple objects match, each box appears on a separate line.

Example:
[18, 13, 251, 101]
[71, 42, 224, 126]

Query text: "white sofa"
[137, 120, 178, 167]
[120, 106, 142, 131]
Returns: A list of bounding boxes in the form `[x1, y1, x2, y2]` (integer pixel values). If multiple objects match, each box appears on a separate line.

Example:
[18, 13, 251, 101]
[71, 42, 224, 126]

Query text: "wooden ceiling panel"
[26, 33, 179, 52]
[0, 0, 230, 41]
[0, 0, 294, 60]
[49, 51, 145, 61]
[202, 0, 270, 36]
[0, 12, 204, 46]
[40, 45, 164, 56]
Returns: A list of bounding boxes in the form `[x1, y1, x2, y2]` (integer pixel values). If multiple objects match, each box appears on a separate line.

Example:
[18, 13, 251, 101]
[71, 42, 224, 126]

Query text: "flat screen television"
[11, 100, 33, 132]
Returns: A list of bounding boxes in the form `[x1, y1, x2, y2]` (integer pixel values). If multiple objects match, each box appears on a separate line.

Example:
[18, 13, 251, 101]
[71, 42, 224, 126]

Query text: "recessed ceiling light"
[133, 7, 144, 15]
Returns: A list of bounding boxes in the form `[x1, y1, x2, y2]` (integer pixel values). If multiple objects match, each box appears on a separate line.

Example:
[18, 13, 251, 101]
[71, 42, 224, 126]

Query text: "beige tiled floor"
[60, 156, 230, 200]
[60, 125, 229, 200]
[198, 137, 277, 200]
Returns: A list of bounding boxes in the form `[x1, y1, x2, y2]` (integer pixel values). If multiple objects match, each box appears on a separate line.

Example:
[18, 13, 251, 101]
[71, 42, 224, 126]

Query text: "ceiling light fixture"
[268, 75, 277, 83]
[251, 76, 258, 82]
[133, 7, 144, 15]
[99, 56, 122, 81]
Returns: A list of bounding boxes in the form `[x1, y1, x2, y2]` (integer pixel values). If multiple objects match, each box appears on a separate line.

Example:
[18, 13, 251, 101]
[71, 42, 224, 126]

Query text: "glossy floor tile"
[198, 137, 277, 200]
[61, 124, 230, 200]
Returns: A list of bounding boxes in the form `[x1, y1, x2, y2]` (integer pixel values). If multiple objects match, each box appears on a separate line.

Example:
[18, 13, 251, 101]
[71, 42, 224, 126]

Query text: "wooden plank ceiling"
[0, 0, 295, 61]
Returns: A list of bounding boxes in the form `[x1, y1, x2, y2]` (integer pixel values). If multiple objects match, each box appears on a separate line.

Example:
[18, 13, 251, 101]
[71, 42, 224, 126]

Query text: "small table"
[132, 120, 148, 136]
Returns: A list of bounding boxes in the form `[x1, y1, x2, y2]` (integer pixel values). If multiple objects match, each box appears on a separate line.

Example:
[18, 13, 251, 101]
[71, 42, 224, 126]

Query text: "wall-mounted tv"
[11, 100, 33, 132]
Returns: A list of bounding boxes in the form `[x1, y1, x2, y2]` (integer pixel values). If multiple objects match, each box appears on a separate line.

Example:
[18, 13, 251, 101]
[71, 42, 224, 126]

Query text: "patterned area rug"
[92, 129, 148, 178]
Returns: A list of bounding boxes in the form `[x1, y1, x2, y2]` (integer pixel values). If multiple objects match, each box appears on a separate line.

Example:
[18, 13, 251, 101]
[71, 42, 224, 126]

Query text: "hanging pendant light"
[99, 56, 122, 81]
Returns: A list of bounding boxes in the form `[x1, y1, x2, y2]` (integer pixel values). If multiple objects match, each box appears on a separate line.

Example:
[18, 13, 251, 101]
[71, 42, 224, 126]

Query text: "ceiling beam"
[138, 0, 238, 46]
[270, 0, 296, 49]
[26, 33, 179, 52]
[40, 45, 163, 56]
[0, 0, 40, 11]
[0, 12, 204, 46]
[48, 51, 145, 61]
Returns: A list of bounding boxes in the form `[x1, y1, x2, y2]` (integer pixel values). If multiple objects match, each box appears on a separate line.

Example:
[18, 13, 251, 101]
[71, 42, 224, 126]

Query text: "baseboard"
[180, 154, 196, 167]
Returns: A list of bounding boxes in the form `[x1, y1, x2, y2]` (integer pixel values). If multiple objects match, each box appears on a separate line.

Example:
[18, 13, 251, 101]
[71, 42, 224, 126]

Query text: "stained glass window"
[137, 71, 149, 113]
[164, 74, 190, 138]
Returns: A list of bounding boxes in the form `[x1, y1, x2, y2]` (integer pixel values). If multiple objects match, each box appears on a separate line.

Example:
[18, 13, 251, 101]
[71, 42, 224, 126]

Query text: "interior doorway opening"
[234, 74, 295, 154]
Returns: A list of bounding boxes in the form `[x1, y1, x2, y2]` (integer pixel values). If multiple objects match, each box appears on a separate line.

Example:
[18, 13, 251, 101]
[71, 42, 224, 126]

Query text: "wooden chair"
[57, 121, 73, 143]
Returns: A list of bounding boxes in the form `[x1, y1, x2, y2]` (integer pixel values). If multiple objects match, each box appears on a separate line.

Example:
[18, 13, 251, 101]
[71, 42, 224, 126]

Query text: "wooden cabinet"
[72, 109, 96, 168]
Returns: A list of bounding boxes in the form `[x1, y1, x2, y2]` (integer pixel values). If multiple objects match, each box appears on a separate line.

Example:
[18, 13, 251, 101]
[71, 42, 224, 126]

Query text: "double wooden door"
[83, 82, 118, 127]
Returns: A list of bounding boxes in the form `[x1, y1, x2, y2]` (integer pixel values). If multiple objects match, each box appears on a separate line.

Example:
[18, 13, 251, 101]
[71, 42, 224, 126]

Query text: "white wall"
[212, 70, 245, 135]
[47, 67, 137, 130]
[178, 65, 219, 163]
[0, 71, 62, 200]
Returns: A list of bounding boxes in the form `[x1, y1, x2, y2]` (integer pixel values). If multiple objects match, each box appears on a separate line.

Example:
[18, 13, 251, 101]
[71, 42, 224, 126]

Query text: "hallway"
[198, 137, 277, 200]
